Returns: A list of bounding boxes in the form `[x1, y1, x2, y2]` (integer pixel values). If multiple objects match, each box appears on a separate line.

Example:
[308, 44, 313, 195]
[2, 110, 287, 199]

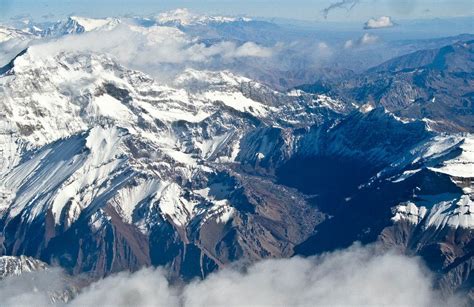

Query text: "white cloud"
[344, 39, 355, 49]
[21, 24, 273, 81]
[364, 16, 395, 29]
[233, 42, 273, 58]
[360, 33, 379, 44]
[344, 33, 379, 49]
[0, 244, 464, 306]
[317, 41, 332, 56]
[70, 268, 179, 306]
[181, 244, 442, 307]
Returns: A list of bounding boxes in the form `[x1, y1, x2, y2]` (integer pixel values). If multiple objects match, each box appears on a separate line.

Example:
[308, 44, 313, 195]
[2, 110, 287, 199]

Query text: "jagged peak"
[45, 16, 121, 37]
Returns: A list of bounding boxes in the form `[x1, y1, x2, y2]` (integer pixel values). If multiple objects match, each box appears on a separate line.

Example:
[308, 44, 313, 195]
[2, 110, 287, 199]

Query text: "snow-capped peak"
[68, 16, 120, 32]
[155, 8, 251, 26]
[45, 16, 121, 36]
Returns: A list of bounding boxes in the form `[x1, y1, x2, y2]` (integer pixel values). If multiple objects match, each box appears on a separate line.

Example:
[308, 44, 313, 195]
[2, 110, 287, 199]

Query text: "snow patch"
[110, 179, 163, 224]
[391, 169, 421, 183]
[158, 182, 196, 227]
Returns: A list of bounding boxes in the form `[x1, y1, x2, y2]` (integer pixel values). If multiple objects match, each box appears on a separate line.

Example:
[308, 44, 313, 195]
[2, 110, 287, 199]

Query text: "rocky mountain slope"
[0, 47, 345, 279]
[303, 39, 474, 132]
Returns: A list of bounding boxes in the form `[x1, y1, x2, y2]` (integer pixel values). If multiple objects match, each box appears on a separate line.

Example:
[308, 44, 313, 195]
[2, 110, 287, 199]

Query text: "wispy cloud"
[322, 0, 360, 19]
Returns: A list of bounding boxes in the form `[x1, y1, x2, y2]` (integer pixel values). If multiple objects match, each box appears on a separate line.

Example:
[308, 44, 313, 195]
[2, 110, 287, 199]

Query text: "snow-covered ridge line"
[0, 26, 33, 43]
[45, 16, 121, 36]
[155, 8, 252, 26]
[428, 137, 474, 178]
[374, 134, 473, 185]
[0, 46, 315, 235]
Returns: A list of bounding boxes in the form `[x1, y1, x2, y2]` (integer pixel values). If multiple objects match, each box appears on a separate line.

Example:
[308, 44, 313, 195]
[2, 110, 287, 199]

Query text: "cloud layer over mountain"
[0, 244, 464, 306]
[22, 23, 273, 82]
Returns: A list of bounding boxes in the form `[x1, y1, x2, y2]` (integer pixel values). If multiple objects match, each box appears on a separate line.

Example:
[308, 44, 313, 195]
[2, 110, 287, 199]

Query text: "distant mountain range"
[300, 38, 474, 132]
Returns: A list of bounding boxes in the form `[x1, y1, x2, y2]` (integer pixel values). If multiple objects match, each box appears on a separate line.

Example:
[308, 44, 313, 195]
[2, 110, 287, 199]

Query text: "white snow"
[314, 95, 345, 112]
[2, 139, 89, 222]
[426, 195, 474, 229]
[392, 194, 474, 230]
[428, 137, 474, 178]
[391, 169, 421, 183]
[0, 256, 47, 279]
[215, 202, 235, 224]
[175, 69, 250, 88]
[192, 187, 236, 225]
[417, 135, 464, 162]
[110, 179, 163, 224]
[288, 89, 304, 97]
[0, 26, 31, 43]
[203, 90, 269, 117]
[158, 182, 196, 227]
[162, 148, 197, 166]
[155, 8, 249, 26]
[50, 127, 128, 225]
[392, 202, 427, 224]
[91, 94, 135, 121]
[0, 36, 331, 236]
[69, 16, 120, 32]
[360, 103, 375, 113]
[196, 133, 234, 160]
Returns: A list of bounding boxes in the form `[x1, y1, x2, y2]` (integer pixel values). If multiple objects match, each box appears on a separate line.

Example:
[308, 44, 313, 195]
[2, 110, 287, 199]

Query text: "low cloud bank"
[22, 24, 272, 81]
[364, 16, 395, 29]
[0, 244, 465, 306]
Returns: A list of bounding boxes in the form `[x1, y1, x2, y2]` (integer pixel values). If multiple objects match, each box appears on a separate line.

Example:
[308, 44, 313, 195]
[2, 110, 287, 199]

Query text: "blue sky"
[0, 0, 473, 22]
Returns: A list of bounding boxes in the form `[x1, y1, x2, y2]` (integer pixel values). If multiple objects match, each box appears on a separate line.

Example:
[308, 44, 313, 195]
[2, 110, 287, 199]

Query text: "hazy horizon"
[1, 0, 473, 22]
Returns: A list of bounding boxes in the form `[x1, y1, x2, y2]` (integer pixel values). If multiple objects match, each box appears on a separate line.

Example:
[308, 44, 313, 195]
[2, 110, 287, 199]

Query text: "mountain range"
[0, 11, 473, 304]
